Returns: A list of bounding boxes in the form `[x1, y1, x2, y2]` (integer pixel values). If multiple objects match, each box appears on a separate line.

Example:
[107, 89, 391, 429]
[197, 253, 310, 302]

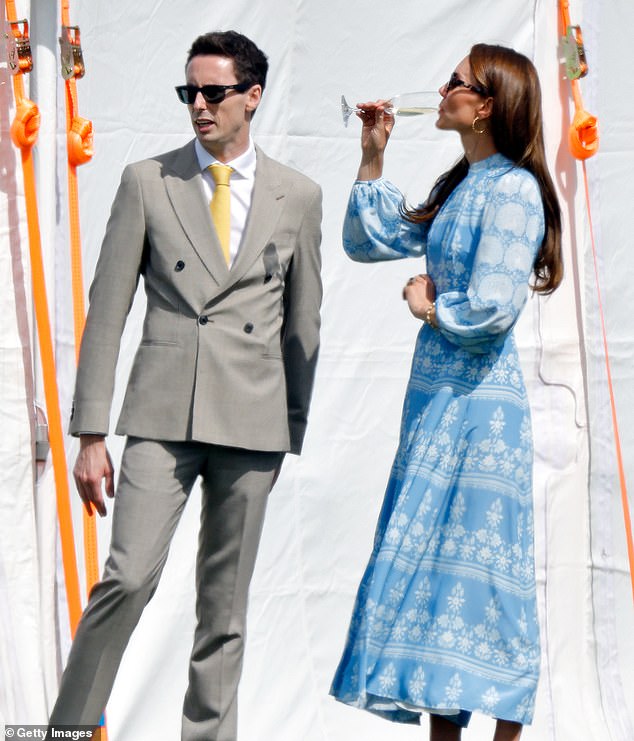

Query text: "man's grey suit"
[50, 141, 322, 740]
[71, 141, 321, 452]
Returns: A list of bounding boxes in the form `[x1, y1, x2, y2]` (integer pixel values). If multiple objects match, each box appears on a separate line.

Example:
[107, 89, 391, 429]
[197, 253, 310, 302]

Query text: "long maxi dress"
[330, 153, 545, 727]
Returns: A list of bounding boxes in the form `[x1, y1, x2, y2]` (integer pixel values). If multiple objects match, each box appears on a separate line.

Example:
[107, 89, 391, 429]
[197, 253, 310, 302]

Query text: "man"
[49, 30, 322, 741]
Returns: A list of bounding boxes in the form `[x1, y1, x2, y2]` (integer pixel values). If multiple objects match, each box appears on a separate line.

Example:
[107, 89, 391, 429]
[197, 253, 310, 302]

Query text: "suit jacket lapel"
[222, 146, 285, 290]
[164, 141, 229, 285]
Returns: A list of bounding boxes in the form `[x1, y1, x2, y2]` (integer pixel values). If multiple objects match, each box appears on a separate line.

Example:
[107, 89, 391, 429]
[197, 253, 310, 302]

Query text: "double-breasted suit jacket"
[70, 141, 322, 454]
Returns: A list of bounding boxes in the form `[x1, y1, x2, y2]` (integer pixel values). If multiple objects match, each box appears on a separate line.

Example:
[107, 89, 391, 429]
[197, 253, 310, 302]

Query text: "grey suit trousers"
[49, 438, 281, 741]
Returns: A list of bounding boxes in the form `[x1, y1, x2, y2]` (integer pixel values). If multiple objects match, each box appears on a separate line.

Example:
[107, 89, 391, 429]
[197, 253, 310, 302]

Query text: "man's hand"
[73, 434, 115, 517]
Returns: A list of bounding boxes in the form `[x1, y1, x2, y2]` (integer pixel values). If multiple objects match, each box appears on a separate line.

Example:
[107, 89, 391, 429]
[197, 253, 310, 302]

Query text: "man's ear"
[245, 84, 262, 116]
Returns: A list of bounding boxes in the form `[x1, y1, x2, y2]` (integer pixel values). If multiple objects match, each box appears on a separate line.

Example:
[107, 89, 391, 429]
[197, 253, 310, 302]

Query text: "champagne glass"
[341, 91, 439, 127]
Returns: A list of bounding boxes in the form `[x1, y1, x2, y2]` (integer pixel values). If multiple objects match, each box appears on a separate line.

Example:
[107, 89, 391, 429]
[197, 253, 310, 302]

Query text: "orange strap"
[5, 0, 82, 632]
[59, 0, 100, 597]
[560, 0, 599, 159]
[560, 1, 634, 602]
[58, 8, 107, 736]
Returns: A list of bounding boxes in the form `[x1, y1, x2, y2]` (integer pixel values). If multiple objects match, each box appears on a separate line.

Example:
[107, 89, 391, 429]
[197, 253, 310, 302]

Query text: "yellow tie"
[208, 163, 233, 265]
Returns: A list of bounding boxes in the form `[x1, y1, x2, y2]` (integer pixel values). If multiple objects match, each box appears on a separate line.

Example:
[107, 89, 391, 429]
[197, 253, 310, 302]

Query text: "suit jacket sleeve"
[283, 184, 323, 454]
[69, 165, 147, 435]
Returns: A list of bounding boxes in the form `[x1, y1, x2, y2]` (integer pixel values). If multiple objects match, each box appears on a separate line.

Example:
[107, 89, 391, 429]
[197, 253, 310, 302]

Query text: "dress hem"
[330, 689, 534, 727]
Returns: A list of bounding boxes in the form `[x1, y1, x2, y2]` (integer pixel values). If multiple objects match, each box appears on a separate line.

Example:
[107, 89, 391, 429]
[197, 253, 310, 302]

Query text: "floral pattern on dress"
[331, 155, 544, 727]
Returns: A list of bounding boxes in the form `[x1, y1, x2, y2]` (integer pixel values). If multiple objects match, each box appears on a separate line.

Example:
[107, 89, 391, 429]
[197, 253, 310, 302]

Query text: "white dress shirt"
[195, 138, 257, 267]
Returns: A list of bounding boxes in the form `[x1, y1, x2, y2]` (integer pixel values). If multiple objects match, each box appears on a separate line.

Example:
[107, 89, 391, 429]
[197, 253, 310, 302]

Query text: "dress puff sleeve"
[436, 169, 545, 354]
[342, 178, 429, 262]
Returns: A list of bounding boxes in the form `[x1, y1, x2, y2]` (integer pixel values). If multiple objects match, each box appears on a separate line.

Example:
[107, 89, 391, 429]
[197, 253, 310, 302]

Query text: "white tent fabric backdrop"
[1, 1, 633, 739]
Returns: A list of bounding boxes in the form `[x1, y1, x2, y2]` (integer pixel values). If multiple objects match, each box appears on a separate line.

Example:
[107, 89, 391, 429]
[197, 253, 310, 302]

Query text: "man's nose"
[193, 90, 207, 109]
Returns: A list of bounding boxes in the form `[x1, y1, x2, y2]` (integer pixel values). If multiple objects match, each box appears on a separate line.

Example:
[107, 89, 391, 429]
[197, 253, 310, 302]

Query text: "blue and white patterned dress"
[330, 153, 544, 727]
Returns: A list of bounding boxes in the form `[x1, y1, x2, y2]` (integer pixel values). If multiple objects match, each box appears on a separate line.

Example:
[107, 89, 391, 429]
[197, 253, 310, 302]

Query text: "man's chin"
[194, 132, 221, 154]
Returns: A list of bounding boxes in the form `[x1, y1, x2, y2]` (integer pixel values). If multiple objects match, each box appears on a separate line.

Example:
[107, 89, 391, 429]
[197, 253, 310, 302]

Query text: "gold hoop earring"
[472, 116, 487, 135]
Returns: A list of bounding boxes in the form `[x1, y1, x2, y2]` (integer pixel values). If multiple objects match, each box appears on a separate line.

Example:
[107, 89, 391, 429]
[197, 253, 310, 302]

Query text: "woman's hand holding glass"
[356, 100, 396, 181]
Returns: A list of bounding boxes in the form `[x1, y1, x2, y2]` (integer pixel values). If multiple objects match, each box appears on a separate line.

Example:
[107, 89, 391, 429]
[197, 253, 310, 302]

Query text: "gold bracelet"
[424, 301, 438, 328]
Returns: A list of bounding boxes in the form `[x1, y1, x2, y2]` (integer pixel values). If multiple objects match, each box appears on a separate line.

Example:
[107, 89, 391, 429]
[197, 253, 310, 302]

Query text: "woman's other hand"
[356, 100, 395, 181]
[403, 273, 436, 321]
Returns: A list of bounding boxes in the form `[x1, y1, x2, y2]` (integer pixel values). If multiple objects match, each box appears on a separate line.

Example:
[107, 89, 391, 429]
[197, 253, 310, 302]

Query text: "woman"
[330, 44, 562, 741]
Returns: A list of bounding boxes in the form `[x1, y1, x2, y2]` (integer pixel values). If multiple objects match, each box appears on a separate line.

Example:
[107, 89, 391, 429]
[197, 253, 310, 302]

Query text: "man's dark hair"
[187, 31, 268, 91]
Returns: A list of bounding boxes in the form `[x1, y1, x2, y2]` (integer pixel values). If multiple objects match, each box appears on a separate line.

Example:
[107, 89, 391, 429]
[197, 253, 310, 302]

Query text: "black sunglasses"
[175, 82, 252, 105]
[445, 72, 487, 97]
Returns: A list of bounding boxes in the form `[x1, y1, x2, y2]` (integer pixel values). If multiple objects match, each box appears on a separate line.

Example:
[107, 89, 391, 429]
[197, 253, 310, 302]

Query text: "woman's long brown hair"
[403, 44, 562, 294]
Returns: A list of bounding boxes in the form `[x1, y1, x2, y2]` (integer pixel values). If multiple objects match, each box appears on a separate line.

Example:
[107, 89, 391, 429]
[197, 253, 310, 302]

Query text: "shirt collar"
[194, 138, 256, 179]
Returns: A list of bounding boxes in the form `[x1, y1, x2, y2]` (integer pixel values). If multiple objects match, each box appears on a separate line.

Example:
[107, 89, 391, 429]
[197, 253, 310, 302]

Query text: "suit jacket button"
[243, 322, 254, 334]
[175, 260, 185, 271]
[198, 315, 209, 325]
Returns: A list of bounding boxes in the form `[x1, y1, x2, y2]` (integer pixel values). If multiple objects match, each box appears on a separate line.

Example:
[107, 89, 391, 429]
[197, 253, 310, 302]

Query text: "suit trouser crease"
[182, 447, 275, 741]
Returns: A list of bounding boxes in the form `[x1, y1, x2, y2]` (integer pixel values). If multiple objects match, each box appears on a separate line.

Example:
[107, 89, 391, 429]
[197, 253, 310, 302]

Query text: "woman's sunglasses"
[444, 72, 487, 97]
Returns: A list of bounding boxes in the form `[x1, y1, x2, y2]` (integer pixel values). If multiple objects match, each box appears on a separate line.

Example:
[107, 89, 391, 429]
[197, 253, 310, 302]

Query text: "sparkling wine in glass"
[341, 91, 439, 127]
